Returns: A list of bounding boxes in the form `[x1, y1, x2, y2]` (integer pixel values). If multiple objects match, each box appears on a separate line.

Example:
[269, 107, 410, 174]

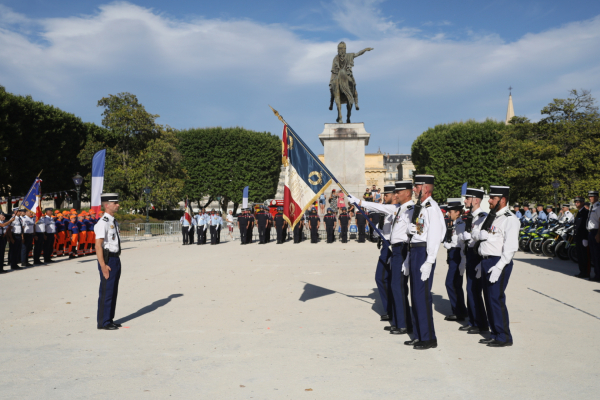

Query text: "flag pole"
[269, 106, 390, 247]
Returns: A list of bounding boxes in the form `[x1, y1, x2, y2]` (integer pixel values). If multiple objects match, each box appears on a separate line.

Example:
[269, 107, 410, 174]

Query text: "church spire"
[505, 86, 515, 125]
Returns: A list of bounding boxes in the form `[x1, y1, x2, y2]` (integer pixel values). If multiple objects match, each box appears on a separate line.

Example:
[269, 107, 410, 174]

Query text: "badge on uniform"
[416, 217, 424, 234]
[110, 225, 114, 229]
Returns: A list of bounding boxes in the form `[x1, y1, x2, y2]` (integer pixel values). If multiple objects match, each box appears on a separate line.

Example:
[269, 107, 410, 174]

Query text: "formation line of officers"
[347, 176, 518, 350]
[1, 206, 103, 272]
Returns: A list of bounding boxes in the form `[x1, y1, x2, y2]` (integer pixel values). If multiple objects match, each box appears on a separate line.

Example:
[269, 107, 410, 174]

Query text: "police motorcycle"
[554, 224, 575, 261]
[518, 219, 547, 252]
[540, 222, 569, 257]
[529, 220, 560, 254]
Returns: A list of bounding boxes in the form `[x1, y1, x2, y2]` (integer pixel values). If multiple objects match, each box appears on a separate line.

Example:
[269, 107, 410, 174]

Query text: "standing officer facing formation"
[94, 193, 122, 331]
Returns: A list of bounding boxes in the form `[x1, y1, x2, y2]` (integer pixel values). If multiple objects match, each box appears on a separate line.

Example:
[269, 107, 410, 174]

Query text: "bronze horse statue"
[328, 42, 373, 124]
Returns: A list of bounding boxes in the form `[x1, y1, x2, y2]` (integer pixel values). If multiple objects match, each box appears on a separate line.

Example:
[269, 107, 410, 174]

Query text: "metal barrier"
[119, 221, 182, 242]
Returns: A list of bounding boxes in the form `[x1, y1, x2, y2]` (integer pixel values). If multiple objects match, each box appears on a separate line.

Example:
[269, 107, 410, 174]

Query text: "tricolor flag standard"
[91, 149, 106, 214]
[22, 177, 43, 221]
[184, 198, 193, 224]
[280, 121, 334, 228]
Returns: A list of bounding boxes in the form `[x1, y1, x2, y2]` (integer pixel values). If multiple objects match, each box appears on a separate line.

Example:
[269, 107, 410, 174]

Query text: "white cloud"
[0, 2, 599, 153]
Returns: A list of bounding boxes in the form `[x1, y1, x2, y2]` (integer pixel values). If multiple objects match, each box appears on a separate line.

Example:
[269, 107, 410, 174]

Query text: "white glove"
[461, 231, 471, 241]
[459, 259, 466, 276]
[475, 263, 482, 279]
[583, 239, 588, 247]
[479, 230, 489, 241]
[402, 252, 410, 276]
[420, 262, 432, 281]
[488, 265, 502, 283]
[408, 223, 418, 235]
[443, 242, 452, 250]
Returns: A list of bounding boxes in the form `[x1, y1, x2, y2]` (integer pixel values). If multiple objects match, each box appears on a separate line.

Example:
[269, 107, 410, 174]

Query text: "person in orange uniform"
[88, 211, 97, 254]
[62, 211, 71, 256]
[68, 214, 79, 259]
[54, 212, 64, 256]
[77, 213, 87, 257]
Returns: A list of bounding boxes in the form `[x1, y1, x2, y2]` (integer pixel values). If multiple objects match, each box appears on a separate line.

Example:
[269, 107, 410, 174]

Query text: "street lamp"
[143, 186, 152, 235]
[72, 172, 83, 211]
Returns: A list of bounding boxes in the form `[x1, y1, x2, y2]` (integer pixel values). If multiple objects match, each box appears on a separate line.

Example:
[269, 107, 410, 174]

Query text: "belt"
[107, 252, 120, 258]
[391, 242, 406, 248]
[480, 255, 499, 259]
[409, 242, 427, 248]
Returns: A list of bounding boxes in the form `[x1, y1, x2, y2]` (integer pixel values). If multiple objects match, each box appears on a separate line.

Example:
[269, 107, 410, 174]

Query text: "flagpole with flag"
[270, 106, 390, 246]
[184, 198, 193, 225]
[22, 175, 43, 221]
[242, 186, 249, 209]
[91, 149, 106, 214]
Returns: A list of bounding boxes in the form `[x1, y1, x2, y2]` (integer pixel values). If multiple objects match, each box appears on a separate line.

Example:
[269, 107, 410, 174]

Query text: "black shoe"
[404, 338, 419, 346]
[444, 314, 458, 321]
[414, 340, 437, 350]
[487, 339, 513, 347]
[384, 325, 396, 331]
[69, 255, 77, 259]
[479, 338, 494, 344]
[11, 266, 23, 270]
[97, 325, 119, 330]
[467, 326, 489, 334]
[390, 328, 409, 335]
[589, 277, 600, 282]
[110, 322, 122, 328]
[380, 314, 390, 321]
[45, 260, 55, 263]
[458, 325, 473, 331]
[23, 263, 32, 267]
[33, 261, 43, 265]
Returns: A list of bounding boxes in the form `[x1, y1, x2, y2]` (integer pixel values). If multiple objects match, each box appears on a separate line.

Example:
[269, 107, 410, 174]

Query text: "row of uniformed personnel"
[348, 176, 520, 350]
[180, 209, 223, 245]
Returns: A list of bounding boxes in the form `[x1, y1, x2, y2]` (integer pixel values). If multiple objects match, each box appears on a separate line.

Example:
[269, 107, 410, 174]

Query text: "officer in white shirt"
[94, 193, 122, 331]
[180, 214, 191, 245]
[559, 204, 574, 224]
[442, 198, 468, 322]
[22, 210, 35, 267]
[43, 208, 57, 263]
[458, 188, 490, 334]
[405, 174, 445, 350]
[349, 181, 414, 335]
[546, 205, 558, 222]
[194, 212, 206, 245]
[8, 208, 24, 269]
[33, 210, 46, 265]
[587, 190, 600, 281]
[471, 186, 519, 347]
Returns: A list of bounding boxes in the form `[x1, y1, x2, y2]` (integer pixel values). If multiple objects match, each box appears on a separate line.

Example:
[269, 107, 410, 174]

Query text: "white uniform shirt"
[23, 216, 35, 234]
[11, 216, 24, 234]
[587, 202, 600, 230]
[468, 208, 488, 248]
[478, 206, 520, 266]
[406, 196, 445, 264]
[548, 211, 559, 221]
[34, 217, 45, 233]
[226, 214, 234, 227]
[356, 199, 413, 244]
[559, 210, 574, 224]
[44, 216, 57, 233]
[94, 213, 121, 253]
[448, 219, 466, 249]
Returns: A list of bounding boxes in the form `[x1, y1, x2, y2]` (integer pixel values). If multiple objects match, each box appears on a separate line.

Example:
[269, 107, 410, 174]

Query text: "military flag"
[184, 198, 192, 224]
[91, 149, 106, 214]
[22, 177, 43, 221]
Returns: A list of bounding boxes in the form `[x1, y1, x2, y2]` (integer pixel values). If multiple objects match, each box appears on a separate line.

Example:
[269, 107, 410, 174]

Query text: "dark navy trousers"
[44, 233, 55, 262]
[445, 248, 467, 317]
[481, 257, 513, 343]
[9, 235, 22, 268]
[465, 247, 489, 330]
[588, 230, 599, 278]
[390, 245, 412, 330]
[409, 247, 436, 342]
[34, 232, 44, 262]
[375, 245, 392, 316]
[97, 257, 122, 328]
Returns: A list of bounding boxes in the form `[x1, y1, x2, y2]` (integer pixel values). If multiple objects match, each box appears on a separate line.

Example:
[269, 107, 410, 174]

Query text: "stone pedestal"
[319, 123, 370, 198]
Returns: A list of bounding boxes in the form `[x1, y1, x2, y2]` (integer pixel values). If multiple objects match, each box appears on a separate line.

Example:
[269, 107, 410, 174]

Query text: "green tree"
[411, 119, 511, 202]
[178, 127, 281, 214]
[0, 85, 102, 207]
[78, 93, 185, 211]
[500, 90, 600, 203]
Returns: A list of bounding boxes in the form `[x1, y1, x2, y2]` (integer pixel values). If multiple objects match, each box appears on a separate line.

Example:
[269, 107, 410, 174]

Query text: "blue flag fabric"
[461, 182, 468, 196]
[22, 177, 42, 213]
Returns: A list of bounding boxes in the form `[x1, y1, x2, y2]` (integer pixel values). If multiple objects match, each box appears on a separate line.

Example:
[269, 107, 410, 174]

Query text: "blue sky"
[1, 0, 600, 154]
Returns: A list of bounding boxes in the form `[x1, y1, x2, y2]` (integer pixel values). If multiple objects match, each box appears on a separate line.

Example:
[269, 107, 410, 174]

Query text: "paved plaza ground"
[1, 237, 599, 399]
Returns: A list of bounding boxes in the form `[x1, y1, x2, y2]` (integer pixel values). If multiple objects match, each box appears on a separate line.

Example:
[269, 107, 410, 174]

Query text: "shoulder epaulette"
[102, 217, 109, 222]
[407, 205, 413, 210]
[504, 211, 513, 217]
[425, 203, 431, 208]
[456, 220, 464, 225]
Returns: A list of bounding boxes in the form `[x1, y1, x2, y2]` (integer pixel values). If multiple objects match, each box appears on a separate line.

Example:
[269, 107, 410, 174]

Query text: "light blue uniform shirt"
[524, 210, 532, 219]
[180, 216, 190, 227]
[515, 210, 522, 219]
[210, 215, 220, 226]
[537, 211, 547, 221]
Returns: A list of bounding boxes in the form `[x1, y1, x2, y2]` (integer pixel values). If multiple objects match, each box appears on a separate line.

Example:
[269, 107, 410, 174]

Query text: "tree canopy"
[411, 119, 510, 202]
[78, 93, 185, 211]
[178, 127, 281, 213]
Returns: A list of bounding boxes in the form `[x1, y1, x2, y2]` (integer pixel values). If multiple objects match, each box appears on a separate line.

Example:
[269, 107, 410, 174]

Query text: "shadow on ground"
[299, 282, 383, 315]
[513, 254, 579, 278]
[115, 293, 184, 324]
